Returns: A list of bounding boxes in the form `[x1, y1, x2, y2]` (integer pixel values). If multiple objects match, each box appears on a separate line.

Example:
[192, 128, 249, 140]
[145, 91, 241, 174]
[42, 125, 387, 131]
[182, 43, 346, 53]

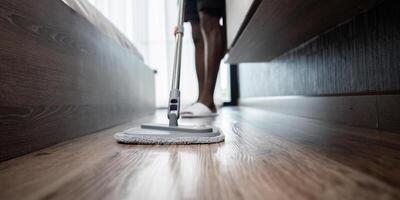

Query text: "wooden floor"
[0, 107, 399, 200]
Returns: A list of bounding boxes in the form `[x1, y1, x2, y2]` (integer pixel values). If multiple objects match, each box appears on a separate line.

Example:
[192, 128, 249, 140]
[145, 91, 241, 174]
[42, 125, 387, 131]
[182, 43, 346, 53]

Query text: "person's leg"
[190, 21, 206, 102]
[198, 11, 226, 112]
[184, 0, 206, 103]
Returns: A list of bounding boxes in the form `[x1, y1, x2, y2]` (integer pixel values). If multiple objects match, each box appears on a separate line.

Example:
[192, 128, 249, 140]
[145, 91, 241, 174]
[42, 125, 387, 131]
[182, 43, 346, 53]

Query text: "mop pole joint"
[175, 26, 184, 35]
[168, 89, 180, 126]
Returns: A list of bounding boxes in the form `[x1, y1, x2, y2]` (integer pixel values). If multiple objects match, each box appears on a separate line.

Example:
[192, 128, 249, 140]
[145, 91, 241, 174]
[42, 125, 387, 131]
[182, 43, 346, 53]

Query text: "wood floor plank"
[0, 108, 399, 200]
[226, 107, 400, 188]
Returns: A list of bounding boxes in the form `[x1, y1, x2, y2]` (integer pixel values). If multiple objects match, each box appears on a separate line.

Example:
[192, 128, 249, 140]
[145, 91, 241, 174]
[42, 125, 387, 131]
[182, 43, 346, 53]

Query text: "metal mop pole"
[168, 0, 185, 126]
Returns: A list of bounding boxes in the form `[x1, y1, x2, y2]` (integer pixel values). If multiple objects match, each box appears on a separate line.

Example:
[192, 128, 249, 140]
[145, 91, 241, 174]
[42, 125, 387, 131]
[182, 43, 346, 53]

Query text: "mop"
[114, 0, 224, 145]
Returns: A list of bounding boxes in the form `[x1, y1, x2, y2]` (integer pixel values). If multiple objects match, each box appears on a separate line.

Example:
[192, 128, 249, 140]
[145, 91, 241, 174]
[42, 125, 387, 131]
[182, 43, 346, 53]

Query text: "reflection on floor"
[0, 107, 399, 200]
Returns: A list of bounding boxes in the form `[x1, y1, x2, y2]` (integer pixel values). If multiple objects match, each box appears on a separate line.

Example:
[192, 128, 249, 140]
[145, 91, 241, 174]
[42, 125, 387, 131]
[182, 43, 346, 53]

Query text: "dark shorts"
[184, 0, 225, 22]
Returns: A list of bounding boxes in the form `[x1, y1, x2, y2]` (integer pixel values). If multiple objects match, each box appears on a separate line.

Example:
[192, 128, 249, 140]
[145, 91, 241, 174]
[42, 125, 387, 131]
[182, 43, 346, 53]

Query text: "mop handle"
[171, 0, 185, 90]
[167, 0, 185, 126]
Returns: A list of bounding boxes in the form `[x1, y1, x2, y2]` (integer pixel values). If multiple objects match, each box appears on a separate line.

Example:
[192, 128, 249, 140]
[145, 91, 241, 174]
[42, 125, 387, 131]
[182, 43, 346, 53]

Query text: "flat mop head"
[114, 123, 224, 145]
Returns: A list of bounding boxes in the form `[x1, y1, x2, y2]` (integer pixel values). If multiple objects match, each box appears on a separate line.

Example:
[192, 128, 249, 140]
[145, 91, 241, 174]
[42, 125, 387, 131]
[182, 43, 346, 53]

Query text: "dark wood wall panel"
[240, 96, 378, 129]
[0, 0, 155, 161]
[238, 1, 400, 133]
[239, 0, 400, 98]
[227, 0, 382, 63]
[240, 95, 400, 134]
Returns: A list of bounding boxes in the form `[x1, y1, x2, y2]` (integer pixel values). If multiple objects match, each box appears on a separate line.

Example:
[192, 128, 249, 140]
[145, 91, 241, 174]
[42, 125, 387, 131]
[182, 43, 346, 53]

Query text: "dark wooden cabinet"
[226, 0, 383, 63]
[0, 0, 155, 161]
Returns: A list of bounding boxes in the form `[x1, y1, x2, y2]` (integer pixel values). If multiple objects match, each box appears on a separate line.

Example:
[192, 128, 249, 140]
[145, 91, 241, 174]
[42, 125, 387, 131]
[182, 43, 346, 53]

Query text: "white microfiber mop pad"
[114, 126, 225, 145]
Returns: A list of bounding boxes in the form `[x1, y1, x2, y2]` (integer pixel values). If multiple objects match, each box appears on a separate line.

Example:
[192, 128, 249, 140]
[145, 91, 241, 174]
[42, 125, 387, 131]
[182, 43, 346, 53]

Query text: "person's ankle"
[198, 99, 216, 112]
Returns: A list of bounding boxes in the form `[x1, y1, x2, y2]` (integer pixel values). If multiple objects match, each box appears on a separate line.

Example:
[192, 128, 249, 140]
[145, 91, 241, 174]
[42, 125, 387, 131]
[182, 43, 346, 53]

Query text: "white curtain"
[86, 0, 229, 107]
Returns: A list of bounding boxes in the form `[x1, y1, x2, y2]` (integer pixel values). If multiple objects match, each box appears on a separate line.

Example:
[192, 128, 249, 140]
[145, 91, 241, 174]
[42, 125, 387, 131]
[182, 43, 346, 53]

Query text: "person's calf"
[190, 21, 206, 101]
[190, 21, 203, 46]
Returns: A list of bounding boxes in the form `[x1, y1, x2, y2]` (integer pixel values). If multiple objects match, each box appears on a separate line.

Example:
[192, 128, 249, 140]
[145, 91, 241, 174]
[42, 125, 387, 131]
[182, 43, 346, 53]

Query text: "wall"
[0, 0, 155, 161]
[239, 0, 400, 98]
[238, 0, 400, 133]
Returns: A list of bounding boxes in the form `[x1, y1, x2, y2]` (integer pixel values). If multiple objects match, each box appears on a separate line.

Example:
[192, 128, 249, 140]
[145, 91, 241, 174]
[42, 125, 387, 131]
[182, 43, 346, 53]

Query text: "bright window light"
[87, 0, 230, 107]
